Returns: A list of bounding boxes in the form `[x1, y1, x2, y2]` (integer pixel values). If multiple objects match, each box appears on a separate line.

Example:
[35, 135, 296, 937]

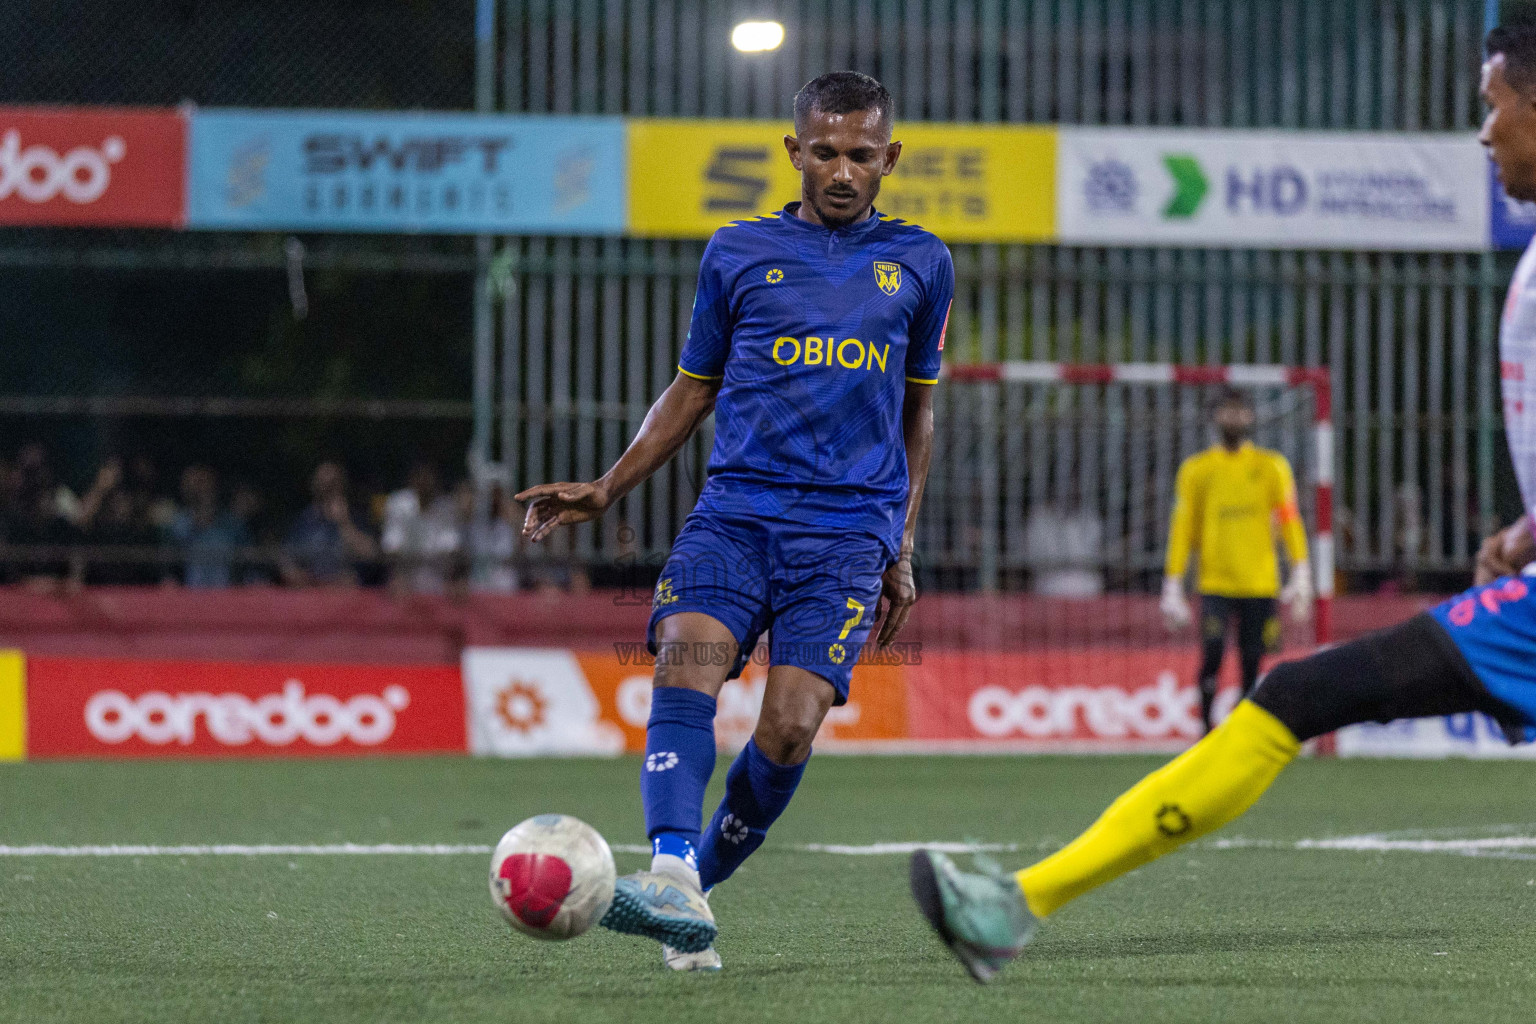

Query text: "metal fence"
[2, 0, 1515, 588]
[486, 0, 1509, 586]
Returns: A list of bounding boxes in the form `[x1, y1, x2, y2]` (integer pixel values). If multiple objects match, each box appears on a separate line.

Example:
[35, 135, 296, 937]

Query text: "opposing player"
[910, 25, 1536, 983]
[518, 72, 952, 971]
[1160, 389, 1312, 732]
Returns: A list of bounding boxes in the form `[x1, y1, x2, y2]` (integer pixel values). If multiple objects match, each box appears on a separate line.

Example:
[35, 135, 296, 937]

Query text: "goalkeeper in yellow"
[1159, 388, 1313, 732]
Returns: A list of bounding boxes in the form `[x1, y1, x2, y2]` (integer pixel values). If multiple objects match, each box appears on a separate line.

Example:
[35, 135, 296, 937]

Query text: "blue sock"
[640, 686, 718, 873]
[697, 738, 807, 889]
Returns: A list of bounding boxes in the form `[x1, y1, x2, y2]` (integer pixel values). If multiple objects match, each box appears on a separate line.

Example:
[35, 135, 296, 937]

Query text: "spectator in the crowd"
[467, 483, 518, 594]
[2, 444, 81, 591]
[279, 462, 376, 587]
[229, 481, 274, 584]
[1024, 498, 1106, 598]
[381, 462, 464, 595]
[167, 465, 249, 589]
[75, 458, 164, 585]
[122, 454, 177, 534]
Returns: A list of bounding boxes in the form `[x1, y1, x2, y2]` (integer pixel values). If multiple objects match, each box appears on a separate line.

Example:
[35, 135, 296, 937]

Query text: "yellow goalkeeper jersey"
[1164, 442, 1308, 598]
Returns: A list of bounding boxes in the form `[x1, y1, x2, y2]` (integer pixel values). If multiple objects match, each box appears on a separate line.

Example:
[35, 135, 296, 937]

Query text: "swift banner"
[627, 119, 1055, 241]
[1057, 127, 1488, 251]
[0, 106, 186, 227]
[187, 110, 627, 233]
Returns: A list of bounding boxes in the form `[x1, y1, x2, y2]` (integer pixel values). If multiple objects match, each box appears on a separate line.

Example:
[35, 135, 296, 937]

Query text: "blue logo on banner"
[188, 110, 626, 234]
[1490, 158, 1536, 250]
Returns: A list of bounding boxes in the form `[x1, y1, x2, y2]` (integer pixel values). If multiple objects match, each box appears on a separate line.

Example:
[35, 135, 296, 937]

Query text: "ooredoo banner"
[906, 649, 1217, 751]
[25, 656, 465, 758]
[1057, 127, 1488, 251]
[0, 107, 186, 227]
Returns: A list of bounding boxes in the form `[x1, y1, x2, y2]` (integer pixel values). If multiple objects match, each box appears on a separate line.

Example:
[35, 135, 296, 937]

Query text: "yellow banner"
[627, 119, 1055, 242]
[0, 650, 23, 761]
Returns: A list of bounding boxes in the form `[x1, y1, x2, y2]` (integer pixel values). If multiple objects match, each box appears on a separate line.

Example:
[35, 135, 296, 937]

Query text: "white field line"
[1209, 835, 1536, 861]
[0, 840, 1023, 858]
[3, 835, 1535, 860]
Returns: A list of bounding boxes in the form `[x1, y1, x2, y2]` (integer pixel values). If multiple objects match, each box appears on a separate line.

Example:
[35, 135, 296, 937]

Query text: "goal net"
[906, 362, 1334, 749]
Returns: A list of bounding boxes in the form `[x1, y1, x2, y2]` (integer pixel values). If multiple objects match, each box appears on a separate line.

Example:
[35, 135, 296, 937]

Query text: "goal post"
[941, 361, 1335, 648]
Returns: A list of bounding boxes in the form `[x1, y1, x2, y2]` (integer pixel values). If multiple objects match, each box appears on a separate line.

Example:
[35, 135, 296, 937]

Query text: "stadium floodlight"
[731, 20, 784, 52]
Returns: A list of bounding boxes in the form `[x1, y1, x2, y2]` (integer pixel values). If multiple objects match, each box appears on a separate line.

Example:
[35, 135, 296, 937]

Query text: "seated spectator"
[75, 458, 164, 585]
[229, 481, 275, 584]
[381, 462, 463, 595]
[125, 454, 177, 533]
[2, 444, 81, 592]
[279, 462, 377, 587]
[1024, 500, 1106, 599]
[467, 483, 518, 594]
[167, 465, 249, 589]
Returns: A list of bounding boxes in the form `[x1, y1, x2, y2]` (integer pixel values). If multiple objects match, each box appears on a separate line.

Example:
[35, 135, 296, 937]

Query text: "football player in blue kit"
[518, 71, 953, 970]
[910, 24, 1536, 984]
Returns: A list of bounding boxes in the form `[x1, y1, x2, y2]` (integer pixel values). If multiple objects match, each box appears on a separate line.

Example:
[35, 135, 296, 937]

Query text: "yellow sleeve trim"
[677, 364, 723, 381]
[905, 375, 939, 385]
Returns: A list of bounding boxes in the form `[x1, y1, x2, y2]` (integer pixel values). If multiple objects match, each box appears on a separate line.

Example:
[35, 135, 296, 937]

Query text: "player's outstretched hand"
[1475, 516, 1535, 585]
[515, 482, 610, 543]
[876, 555, 917, 648]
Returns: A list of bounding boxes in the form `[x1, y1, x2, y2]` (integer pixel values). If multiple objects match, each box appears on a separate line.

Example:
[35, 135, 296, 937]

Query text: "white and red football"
[489, 814, 616, 941]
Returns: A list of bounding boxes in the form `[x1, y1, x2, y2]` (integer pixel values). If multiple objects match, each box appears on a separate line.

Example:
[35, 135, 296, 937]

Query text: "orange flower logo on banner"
[494, 681, 548, 734]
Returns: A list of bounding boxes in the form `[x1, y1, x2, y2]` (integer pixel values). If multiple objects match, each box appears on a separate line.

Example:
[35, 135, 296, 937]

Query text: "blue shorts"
[1429, 575, 1536, 731]
[646, 512, 888, 703]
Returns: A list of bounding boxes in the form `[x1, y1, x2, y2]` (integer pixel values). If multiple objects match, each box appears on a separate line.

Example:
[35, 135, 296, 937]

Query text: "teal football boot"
[909, 849, 1038, 983]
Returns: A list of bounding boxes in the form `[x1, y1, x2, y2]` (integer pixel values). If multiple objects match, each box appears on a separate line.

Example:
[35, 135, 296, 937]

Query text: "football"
[489, 814, 616, 941]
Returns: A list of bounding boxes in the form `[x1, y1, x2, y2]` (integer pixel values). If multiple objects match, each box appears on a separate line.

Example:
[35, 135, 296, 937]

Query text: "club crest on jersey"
[873, 261, 901, 296]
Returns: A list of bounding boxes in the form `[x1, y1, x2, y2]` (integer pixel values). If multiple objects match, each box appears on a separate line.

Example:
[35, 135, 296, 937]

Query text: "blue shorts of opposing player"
[1430, 574, 1536, 737]
[646, 511, 888, 702]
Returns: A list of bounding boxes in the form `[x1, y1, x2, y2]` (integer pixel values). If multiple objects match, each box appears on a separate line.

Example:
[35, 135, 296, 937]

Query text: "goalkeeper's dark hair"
[1488, 21, 1536, 96]
[793, 72, 893, 136]
[1212, 386, 1253, 414]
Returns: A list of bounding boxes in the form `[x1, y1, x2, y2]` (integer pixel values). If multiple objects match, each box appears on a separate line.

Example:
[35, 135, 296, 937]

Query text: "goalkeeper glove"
[1160, 576, 1193, 632]
[1281, 561, 1313, 623]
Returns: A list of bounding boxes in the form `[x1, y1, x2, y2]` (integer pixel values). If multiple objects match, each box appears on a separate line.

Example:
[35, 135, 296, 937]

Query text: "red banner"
[0, 107, 185, 227]
[905, 648, 1309, 750]
[26, 656, 464, 758]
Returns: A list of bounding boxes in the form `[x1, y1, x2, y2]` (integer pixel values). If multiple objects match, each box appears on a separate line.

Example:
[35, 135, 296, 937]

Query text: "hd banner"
[1057, 127, 1489, 251]
[186, 110, 627, 234]
[627, 118, 1056, 242]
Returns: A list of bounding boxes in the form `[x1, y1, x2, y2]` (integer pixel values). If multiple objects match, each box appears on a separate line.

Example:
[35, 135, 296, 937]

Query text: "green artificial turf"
[4, 755, 1536, 1023]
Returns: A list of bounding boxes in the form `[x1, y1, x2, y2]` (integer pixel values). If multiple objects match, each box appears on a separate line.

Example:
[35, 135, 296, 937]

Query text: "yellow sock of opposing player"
[1016, 700, 1300, 918]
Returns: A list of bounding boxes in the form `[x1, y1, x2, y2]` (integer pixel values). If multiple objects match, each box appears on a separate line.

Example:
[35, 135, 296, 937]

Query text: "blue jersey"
[678, 202, 954, 558]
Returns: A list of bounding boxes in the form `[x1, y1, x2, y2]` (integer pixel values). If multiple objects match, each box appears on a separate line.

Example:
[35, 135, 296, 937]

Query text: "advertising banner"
[1334, 713, 1536, 758]
[462, 646, 908, 756]
[187, 110, 626, 234]
[1057, 127, 1488, 251]
[1490, 159, 1536, 250]
[906, 649, 1213, 751]
[627, 119, 1055, 241]
[25, 656, 465, 758]
[0, 650, 23, 761]
[0, 106, 185, 227]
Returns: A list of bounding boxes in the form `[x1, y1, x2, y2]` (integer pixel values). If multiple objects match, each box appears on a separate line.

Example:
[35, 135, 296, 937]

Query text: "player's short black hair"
[1488, 22, 1536, 96]
[1212, 387, 1253, 414]
[793, 72, 893, 136]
